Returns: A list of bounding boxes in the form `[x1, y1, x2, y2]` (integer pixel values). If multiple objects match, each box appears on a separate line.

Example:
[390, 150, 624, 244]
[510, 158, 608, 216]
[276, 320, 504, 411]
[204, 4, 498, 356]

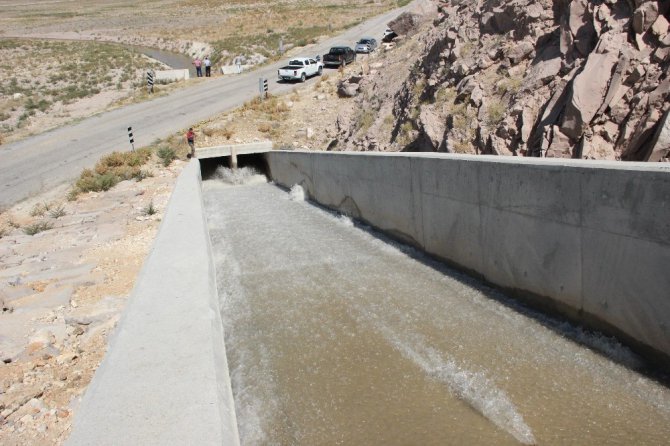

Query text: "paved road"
[0, 4, 410, 209]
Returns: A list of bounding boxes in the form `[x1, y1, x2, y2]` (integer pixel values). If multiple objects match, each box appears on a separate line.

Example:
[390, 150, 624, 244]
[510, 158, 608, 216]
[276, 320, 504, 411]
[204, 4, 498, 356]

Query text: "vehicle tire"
[318, 67, 323, 76]
[300, 73, 306, 83]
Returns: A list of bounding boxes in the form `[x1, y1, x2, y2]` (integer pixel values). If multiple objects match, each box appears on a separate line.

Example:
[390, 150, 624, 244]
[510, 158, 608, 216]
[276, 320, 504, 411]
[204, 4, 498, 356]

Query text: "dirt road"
[0, 5, 409, 210]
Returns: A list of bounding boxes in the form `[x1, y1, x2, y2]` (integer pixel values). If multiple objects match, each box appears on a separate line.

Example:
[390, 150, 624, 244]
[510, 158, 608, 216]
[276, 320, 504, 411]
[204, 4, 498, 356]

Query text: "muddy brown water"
[203, 169, 670, 446]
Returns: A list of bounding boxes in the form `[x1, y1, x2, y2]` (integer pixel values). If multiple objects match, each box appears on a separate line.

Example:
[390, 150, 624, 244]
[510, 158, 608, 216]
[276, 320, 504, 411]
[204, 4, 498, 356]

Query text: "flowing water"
[203, 167, 670, 445]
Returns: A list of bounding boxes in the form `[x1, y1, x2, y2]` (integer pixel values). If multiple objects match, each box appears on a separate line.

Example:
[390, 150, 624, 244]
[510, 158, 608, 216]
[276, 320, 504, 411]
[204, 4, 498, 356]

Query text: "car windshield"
[288, 60, 304, 66]
[358, 39, 372, 44]
[329, 48, 346, 54]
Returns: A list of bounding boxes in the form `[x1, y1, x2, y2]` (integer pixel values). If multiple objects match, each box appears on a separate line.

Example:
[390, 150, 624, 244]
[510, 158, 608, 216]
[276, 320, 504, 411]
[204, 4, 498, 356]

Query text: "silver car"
[354, 37, 378, 53]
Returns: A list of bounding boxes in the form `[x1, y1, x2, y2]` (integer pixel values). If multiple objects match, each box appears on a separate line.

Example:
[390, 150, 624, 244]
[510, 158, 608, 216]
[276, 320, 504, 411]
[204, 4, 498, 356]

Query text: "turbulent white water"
[378, 326, 536, 445]
[203, 181, 670, 446]
[212, 166, 267, 186]
[288, 184, 305, 202]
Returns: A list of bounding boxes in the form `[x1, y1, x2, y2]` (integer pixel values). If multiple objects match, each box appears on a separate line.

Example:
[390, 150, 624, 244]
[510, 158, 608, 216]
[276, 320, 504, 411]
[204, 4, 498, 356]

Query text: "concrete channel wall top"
[67, 160, 239, 446]
[266, 151, 670, 366]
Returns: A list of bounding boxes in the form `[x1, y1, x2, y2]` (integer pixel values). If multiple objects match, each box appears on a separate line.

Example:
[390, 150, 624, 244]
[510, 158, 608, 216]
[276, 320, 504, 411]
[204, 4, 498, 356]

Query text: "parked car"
[277, 57, 323, 82]
[322, 46, 356, 67]
[355, 37, 378, 53]
[382, 29, 397, 42]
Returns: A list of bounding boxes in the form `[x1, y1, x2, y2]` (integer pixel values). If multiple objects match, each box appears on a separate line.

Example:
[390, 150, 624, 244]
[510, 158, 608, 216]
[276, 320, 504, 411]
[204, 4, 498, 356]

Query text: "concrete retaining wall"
[67, 160, 239, 445]
[266, 151, 670, 364]
[155, 69, 190, 82]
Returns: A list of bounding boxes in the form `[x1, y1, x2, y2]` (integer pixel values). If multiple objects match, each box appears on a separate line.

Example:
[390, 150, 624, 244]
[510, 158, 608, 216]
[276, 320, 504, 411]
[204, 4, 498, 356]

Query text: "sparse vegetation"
[157, 146, 176, 167]
[496, 74, 524, 96]
[486, 100, 506, 125]
[30, 203, 47, 217]
[142, 201, 157, 216]
[72, 148, 153, 197]
[357, 109, 376, 135]
[0, 39, 164, 143]
[49, 205, 66, 219]
[23, 221, 54, 235]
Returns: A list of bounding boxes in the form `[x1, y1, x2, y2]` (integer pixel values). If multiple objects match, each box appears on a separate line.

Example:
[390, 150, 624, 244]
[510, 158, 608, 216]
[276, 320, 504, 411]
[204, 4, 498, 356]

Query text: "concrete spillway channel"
[202, 165, 670, 445]
[68, 152, 670, 445]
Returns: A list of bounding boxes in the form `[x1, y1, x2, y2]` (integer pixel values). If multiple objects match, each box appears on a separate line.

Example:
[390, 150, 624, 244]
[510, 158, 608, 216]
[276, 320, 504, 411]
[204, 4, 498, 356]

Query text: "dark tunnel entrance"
[199, 153, 270, 180]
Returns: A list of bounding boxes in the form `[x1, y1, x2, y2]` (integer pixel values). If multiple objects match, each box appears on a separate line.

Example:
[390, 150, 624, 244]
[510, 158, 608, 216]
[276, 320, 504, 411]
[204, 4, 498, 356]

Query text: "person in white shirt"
[204, 56, 212, 77]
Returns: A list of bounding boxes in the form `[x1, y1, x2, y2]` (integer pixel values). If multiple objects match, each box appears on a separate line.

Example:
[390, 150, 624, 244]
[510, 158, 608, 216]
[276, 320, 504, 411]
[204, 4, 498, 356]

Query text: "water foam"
[336, 214, 354, 227]
[288, 184, 305, 201]
[378, 326, 536, 445]
[214, 166, 267, 186]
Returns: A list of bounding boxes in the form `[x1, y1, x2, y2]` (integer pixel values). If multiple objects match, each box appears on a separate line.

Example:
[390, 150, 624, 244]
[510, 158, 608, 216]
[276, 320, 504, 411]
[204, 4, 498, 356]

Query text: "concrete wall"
[266, 151, 670, 364]
[67, 160, 240, 446]
[155, 69, 190, 82]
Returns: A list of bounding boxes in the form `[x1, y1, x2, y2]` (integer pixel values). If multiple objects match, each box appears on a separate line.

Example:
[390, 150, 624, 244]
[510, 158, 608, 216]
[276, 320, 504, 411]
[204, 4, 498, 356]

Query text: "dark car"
[322, 46, 356, 67]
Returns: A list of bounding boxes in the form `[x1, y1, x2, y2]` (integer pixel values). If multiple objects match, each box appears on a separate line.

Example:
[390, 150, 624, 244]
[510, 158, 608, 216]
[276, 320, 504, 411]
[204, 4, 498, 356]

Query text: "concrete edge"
[67, 159, 240, 445]
[278, 149, 670, 172]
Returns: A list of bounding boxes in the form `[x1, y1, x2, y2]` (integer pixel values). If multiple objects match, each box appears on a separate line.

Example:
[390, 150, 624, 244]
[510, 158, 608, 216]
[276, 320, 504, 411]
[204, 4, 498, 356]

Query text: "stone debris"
[329, 0, 670, 161]
[0, 160, 183, 444]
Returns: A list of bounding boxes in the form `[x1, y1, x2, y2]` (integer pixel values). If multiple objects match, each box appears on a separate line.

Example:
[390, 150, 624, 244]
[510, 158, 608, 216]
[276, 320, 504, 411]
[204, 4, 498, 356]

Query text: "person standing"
[193, 57, 202, 77]
[204, 56, 212, 77]
[186, 128, 195, 157]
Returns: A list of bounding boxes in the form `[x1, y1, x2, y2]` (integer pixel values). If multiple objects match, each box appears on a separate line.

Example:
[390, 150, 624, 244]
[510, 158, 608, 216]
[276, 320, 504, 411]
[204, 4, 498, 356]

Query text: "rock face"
[337, 0, 670, 162]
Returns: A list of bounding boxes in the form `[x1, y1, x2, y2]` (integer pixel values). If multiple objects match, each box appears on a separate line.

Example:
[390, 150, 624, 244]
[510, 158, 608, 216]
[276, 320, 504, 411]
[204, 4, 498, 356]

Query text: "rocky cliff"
[336, 0, 670, 161]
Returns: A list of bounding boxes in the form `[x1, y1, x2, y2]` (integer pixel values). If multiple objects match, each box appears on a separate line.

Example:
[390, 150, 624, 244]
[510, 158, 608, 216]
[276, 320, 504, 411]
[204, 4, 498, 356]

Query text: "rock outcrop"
[336, 0, 670, 161]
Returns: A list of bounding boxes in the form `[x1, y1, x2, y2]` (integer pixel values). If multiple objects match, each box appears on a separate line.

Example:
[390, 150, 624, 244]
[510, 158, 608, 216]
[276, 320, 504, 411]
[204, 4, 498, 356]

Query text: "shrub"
[357, 109, 376, 134]
[49, 205, 66, 219]
[142, 201, 157, 216]
[221, 128, 234, 140]
[486, 100, 506, 125]
[30, 203, 46, 217]
[135, 169, 153, 181]
[157, 146, 176, 167]
[66, 188, 79, 201]
[23, 221, 53, 235]
[76, 172, 119, 192]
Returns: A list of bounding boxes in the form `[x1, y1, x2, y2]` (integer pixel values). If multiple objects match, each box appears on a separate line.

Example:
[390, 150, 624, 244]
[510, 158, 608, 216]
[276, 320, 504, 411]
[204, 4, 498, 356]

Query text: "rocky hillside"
[336, 0, 670, 161]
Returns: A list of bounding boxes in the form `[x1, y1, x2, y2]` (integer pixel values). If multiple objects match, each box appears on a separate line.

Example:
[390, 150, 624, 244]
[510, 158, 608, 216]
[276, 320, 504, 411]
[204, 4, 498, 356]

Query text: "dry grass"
[71, 148, 153, 197]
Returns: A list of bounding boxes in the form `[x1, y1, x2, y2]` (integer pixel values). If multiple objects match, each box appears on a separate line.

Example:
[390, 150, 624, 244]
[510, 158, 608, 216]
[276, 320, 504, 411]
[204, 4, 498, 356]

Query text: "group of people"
[192, 56, 212, 77]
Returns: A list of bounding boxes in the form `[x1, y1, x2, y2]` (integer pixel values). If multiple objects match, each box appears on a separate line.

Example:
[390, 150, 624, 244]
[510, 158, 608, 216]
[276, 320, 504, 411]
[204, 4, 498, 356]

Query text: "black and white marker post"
[259, 78, 268, 100]
[147, 70, 154, 93]
[128, 126, 135, 151]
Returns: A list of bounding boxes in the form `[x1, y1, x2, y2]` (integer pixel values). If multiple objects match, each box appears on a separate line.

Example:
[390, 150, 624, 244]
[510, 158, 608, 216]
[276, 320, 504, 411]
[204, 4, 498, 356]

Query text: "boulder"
[568, 0, 597, 57]
[622, 107, 662, 160]
[632, 2, 659, 34]
[651, 14, 669, 39]
[546, 126, 573, 158]
[599, 121, 620, 143]
[561, 47, 619, 139]
[419, 106, 447, 151]
[337, 80, 360, 98]
[526, 44, 562, 88]
[581, 133, 617, 159]
[647, 108, 670, 161]
[388, 1, 435, 37]
[507, 40, 535, 64]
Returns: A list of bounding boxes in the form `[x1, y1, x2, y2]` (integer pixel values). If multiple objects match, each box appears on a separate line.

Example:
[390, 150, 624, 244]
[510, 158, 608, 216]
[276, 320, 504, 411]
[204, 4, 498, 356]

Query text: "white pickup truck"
[277, 57, 323, 82]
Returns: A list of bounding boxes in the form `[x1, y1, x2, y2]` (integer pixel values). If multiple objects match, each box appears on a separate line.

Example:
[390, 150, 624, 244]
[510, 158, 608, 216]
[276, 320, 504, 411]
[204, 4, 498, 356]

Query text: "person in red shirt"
[193, 57, 202, 77]
[186, 128, 195, 157]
